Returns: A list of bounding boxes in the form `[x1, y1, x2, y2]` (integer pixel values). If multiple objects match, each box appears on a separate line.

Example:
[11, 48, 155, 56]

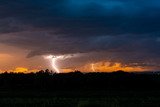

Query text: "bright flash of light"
[91, 63, 95, 72]
[44, 54, 75, 73]
[43, 54, 79, 73]
[44, 55, 60, 73]
[51, 57, 60, 73]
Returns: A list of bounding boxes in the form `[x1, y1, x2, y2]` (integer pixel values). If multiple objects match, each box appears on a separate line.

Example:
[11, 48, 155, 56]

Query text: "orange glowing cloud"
[92, 62, 146, 72]
[61, 68, 74, 73]
[61, 62, 149, 73]
[14, 67, 28, 73]
[0, 54, 14, 62]
[3, 67, 39, 73]
[0, 69, 3, 73]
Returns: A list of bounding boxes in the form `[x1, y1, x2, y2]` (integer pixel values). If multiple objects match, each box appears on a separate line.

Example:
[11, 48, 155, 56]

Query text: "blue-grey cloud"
[0, 0, 160, 69]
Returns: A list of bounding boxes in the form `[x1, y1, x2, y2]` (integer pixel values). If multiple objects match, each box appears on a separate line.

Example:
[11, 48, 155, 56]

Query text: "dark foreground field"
[0, 90, 160, 107]
[1, 70, 160, 107]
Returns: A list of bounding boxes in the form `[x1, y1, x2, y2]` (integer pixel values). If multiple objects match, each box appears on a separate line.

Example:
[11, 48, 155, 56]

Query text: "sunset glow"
[1, 1, 160, 106]
[60, 62, 148, 73]
[14, 67, 28, 73]
[0, 0, 160, 73]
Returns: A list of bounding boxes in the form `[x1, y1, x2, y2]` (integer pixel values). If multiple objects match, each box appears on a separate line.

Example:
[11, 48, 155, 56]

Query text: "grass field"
[0, 90, 160, 107]
[0, 97, 160, 107]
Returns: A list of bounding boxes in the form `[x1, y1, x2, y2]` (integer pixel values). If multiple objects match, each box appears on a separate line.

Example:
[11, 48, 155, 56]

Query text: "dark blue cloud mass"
[0, 0, 160, 68]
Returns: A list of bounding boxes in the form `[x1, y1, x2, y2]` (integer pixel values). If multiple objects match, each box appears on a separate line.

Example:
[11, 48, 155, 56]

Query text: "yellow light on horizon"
[14, 67, 28, 73]
[72, 62, 148, 72]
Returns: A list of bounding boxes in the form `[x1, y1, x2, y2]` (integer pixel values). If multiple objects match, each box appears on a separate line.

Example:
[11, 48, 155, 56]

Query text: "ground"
[0, 90, 160, 107]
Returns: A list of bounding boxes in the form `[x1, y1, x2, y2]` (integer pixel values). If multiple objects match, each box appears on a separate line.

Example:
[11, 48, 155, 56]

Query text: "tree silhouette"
[0, 70, 159, 91]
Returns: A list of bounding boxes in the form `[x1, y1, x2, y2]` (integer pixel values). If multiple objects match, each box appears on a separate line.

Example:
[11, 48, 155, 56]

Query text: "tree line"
[0, 70, 160, 91]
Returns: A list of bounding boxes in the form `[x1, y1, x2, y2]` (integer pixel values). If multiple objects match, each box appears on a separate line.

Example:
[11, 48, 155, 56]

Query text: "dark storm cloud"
[1, 0, 160, 34]
[0, 0, 160, 67]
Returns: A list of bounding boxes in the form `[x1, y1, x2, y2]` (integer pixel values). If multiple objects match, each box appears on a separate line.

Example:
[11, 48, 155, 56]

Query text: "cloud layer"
[0, 0, 160, 70]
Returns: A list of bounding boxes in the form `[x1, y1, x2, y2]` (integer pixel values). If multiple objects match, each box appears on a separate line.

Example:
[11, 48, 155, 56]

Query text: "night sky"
[0, 0, 160, 72]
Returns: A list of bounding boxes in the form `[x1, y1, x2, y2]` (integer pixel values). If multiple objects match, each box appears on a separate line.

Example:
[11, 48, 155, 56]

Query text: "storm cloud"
[0, 0, 160, 68]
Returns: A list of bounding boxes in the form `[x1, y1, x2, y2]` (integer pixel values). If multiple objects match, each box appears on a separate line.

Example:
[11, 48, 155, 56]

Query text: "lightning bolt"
[44, 55, 60, 73]
[91, 63, 95, 72]
[44, 54, 76, 73]
[51, 57, 60, 73]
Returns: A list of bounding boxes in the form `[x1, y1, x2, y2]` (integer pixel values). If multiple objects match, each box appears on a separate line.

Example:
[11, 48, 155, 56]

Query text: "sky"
[0, 0, 160, 73]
